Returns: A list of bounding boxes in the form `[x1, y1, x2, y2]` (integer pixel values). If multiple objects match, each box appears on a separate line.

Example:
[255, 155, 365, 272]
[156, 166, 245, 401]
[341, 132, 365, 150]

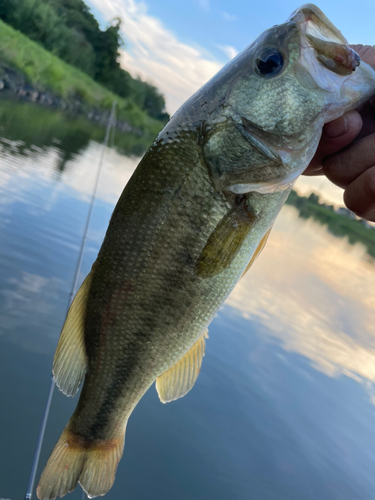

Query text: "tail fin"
[37, 424, 126, 500]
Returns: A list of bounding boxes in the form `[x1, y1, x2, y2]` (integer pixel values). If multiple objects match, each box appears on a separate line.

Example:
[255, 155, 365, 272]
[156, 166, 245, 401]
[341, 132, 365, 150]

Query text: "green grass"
[0, 20, 163, 135]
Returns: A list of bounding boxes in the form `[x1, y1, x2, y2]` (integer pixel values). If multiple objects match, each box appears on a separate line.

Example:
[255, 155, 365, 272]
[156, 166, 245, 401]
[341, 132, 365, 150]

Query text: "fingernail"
[325, 116, 348, 138]
[308, 165, 324, 176]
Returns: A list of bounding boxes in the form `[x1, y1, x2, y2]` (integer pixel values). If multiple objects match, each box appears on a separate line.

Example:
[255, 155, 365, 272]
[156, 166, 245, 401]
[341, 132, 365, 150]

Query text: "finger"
[349, 46, 375, 137]
[350, 44, 375, 67]
[323, 133, 375, 188]
[304, 110, 363, 176]
[343, 165, 375, 222]
[356, 98, 375, 139]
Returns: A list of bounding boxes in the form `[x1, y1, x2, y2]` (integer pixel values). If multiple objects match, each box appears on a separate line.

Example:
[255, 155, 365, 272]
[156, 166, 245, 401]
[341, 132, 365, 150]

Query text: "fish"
[37, 4, 375, 499]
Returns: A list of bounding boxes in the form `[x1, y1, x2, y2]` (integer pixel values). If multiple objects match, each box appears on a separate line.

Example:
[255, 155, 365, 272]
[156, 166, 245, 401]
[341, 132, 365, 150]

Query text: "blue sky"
[86, 0, 375, 114]
[86, 0, 375, 205]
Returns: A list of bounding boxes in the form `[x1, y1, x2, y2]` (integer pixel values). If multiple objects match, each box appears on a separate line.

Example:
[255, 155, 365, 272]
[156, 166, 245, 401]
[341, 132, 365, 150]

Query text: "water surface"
[1, 99, 375, 500]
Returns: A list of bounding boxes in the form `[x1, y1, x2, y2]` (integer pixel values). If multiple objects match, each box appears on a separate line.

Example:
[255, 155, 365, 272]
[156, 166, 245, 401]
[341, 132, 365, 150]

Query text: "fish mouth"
[289, 4, 360, 77]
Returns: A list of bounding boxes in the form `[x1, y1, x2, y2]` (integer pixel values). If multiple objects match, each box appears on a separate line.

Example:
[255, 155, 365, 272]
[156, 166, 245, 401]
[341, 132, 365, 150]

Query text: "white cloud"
[295, 175, 345, 207]
[88, 0, 222, 114]
[221, 11, 237, 22]
[217, 45, 239, 60]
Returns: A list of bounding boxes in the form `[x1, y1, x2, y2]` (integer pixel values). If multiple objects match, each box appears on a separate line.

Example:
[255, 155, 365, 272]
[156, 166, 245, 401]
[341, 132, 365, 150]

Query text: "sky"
[86, 0, 375, 205]
[86, 0, 375, 114]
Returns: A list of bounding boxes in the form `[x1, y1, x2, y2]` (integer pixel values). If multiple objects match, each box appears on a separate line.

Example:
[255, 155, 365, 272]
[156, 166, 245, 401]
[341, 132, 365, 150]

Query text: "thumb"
[304, 110, 363, 176]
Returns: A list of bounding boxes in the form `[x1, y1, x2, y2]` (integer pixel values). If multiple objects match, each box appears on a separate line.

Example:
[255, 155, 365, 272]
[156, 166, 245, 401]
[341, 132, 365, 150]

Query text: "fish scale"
[37, 5, 375, 499]
[72, 131, 232, 432]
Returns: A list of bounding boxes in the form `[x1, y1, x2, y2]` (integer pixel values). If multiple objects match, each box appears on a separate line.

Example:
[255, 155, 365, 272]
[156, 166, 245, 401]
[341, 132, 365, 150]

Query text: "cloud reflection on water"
[0, 139, 141, 356]
[0, 138, 138, 208]
[2, 135, 375, 392]
[226, 206, 375, 387]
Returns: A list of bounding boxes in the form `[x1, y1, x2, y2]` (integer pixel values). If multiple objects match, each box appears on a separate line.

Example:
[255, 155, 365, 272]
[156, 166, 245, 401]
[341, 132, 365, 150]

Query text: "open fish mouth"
[290, 4, 361, 81]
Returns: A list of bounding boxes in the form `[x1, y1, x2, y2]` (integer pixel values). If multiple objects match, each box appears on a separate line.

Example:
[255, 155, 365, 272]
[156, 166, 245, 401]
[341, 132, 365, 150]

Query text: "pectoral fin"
[156, 330, 208, 403]
[197, 201, 257, 277]
[53, 271, 93, 397]
[241, 226, 273, 278]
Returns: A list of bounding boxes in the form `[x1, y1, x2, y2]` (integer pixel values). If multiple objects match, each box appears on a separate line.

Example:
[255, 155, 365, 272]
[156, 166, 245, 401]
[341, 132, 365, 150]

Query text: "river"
[1, 98, 375, 500]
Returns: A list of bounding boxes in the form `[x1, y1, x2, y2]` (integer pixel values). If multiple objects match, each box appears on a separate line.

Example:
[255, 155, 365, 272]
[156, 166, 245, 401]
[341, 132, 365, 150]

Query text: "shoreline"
[0, 63, 144, 136]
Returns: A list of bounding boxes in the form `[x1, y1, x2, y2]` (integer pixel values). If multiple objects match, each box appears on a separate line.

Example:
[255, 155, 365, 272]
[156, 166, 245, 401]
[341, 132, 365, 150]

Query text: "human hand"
[304, 45, 375, 222]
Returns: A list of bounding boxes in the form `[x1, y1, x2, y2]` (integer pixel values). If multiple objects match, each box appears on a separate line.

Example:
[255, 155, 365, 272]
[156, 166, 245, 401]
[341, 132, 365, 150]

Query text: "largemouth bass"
[37, 4, 375, 499]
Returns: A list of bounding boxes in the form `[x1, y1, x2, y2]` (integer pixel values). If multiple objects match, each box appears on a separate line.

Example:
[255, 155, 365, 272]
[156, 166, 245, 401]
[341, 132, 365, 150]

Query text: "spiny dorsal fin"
[241, 226, 273, 278]
[53, 271, 93, 397]
[196, 200, 257, 278]
[156, 330, 208, 403]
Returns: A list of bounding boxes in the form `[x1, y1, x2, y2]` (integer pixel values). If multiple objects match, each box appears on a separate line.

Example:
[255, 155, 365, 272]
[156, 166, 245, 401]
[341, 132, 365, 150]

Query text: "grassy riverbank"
[0, 20, 164, 135]
[286, 190, 375, 258]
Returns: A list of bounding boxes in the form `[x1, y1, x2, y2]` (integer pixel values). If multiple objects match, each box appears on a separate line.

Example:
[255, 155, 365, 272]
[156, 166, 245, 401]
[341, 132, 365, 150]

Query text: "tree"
[0, 0, 169, 121]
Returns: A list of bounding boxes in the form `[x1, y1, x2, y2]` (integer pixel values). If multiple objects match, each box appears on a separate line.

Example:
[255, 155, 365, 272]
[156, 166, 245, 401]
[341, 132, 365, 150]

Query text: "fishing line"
[25, 101, 117, 500]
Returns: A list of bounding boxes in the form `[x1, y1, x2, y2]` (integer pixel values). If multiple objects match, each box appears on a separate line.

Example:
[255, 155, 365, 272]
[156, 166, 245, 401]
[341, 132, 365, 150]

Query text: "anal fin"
[53, 270, 93, 397]
[156, 330, 208, 403]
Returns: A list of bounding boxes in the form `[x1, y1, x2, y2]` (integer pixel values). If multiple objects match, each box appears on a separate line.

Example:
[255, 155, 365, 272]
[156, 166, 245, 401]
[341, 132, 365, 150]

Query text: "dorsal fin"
[241, 226, 273, 278]
[156, 330, 208, 403]
[52, 271, 93, 397]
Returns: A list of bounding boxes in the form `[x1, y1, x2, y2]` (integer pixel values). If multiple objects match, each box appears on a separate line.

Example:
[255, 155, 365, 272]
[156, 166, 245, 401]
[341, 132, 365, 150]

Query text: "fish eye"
[256, 49, 284, 76]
